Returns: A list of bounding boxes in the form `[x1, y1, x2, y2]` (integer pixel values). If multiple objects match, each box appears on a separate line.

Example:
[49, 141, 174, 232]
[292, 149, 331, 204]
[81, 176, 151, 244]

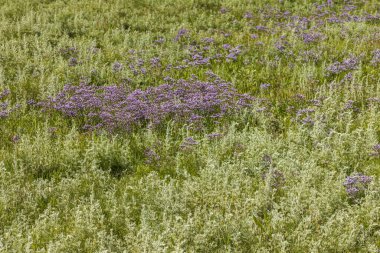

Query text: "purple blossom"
[370, 144, 380, 156]
[301, 116, 315, 126]
[0, 89, 10, 100]
[255, 25, 267, 31]
[144, 148, 160, 164]
[262, 169, 286, 190]
[11, 135, 20, 143]
[0, 89, 15, 119]
[40, 78, 254, 132]
[150, 57, 161, 68]
[206, 132, 222, 140]
[343, 100, 359, 112]
[226, 46, 242, 62]
[112, 62, 123, 72]
[302, 32, 323, 43]
[175, 28, 189, 41]
[68, 57, 78, 66]
[326, 56, 360, 75]
[260, 83, 271, 89]
[223, 44, 231, 50]
[244, 12, 253, 19]
[295, 108, 315, 126]
[343, 173, 372, 201]
[154, 37, 165, 44]
[250, 34, 258, 39]
[370, 49, 380, 65]
[180, 137, 199, 150]
[27, 99, 36, 106]
[201, 37, 214, 44]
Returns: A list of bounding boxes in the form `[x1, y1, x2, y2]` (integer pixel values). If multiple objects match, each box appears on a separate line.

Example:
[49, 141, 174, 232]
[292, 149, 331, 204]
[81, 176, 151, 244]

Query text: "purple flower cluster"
[343, 173, 372, 200]
[326, 56, 360, 75]
[295, 108, 315, 126]
[226, 45, 243, 61]
[260, 83, 271, 89]
[370, 49, 380, 65]
[343, 100, 360, 112]
[180, 137, 199, 150]
[174, 28, 189, 41]
[244, 12, 253, 19]
[112, 62, 123, 72]
[263, 169, 286, 190]
[370, 144, 380, 157]
[144, 148, 160, 164]
[0, 89, 15, 119]
[301, 32, 323, 43]
[40, 78, 254, 132]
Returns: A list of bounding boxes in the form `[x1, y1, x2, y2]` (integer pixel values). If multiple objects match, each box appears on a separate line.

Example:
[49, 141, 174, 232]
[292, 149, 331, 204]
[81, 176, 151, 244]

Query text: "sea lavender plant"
[174, 28, 189, 41]
[262, 169, 286, 190]
[68, 57, 78, 66]
[0, 89, 13, 119]
[144, 148, 160, 164]
[301, 32, 323, 43]
[370, 144, 380, 156]
[370, 49, 380, 65]
[180, 137, 199, 150]
[112, 62, 123, 72]
[244, 12, 253, 19]
[40, 78, 254, 132]
[326, 56, 360, 75]
[343, 173, 372, 202]
[226, 46, 242, 62]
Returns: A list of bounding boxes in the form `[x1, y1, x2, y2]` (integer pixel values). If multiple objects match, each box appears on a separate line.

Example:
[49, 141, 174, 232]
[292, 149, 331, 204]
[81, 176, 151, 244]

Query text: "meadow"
[0, 0, 379, 251]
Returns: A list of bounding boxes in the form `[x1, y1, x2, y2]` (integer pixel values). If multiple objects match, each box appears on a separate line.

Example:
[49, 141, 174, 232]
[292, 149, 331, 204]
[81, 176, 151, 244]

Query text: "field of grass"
[0, 0, 379, 251]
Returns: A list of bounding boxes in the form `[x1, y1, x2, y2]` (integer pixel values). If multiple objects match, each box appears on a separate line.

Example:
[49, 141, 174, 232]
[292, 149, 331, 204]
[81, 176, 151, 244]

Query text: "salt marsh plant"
[0, 0, 379, 252]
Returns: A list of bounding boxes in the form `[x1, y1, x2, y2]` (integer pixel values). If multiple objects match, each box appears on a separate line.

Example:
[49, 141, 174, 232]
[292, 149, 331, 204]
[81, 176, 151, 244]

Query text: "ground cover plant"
[0, 0, 379, 251]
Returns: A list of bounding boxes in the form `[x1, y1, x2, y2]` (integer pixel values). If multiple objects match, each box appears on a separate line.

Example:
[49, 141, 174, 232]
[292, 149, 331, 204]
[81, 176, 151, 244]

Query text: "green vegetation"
[0, 0, 379, 251]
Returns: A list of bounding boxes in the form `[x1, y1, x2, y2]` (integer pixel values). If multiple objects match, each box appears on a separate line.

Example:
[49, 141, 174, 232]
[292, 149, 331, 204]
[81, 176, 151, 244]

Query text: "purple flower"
[370, 144, 380, 156]
[112, 62, 123, 72]
[144, 148, 160, 164]
[175, 28, 189, 41]
[68, 57, 78, 66]
[326, 56, 360, 75]
[250, 34, 258, 39]
[11, 135, 20, 143]
[302, 32, 323, 43]
[150, 57, 161, 68]
[201, 37, 214, 44]
[370, 49, 380, 65]
[343, 173, 372, 201]
[0, 89, 16, 119]
[154, 37, 165, 44]
[244, 12, 253, 19]
[0, 89, 10, 100]
[262, 169, 286, 190]
[260, 83, 271, 89]
[180, 137, 199, 150]
[223, 44, 231, 50]
[255, 25, 267, 31]
[206, 132, 222, 140]
[40, 78, 254, 132]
